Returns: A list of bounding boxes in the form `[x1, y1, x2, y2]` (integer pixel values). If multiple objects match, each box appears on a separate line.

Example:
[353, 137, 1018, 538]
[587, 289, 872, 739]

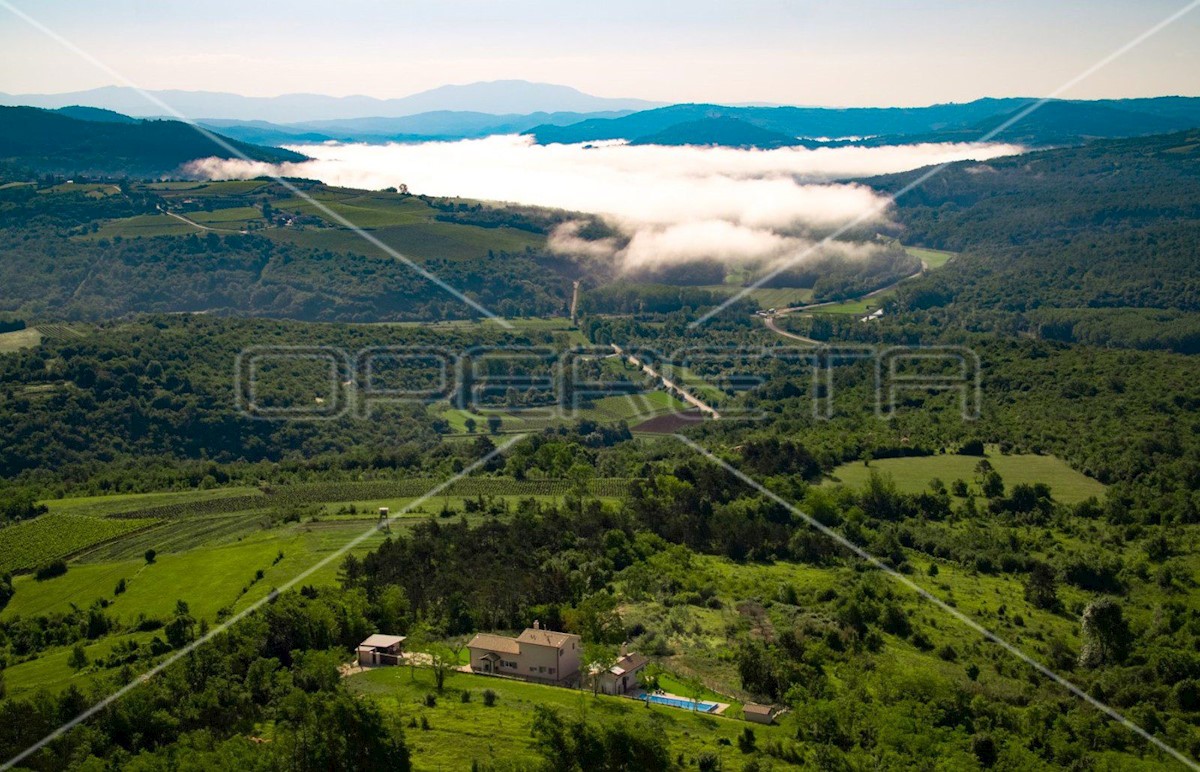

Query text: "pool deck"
[630, 688, 731, 716]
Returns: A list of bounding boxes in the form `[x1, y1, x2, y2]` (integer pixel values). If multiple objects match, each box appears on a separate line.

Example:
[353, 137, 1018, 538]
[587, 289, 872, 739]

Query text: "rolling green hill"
[0, 106, 306, 176]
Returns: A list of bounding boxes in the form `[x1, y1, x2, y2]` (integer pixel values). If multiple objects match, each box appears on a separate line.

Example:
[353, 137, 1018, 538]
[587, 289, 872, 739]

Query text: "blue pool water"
[638, 694, 718, 713]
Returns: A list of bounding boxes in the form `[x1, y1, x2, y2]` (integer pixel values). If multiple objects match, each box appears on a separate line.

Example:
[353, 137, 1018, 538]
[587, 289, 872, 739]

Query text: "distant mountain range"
[524, 97, 1200, 148]
[176, 96, 1200, 152]
[4, 83, 1199, 153]
[0, 81, 662, 123]
[0, 106, 304, 177]
[197, 110, 635, 146]
[4, 91, 1200, 179]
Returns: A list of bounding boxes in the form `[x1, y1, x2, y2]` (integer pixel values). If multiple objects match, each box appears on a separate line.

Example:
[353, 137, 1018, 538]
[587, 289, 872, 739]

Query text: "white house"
[467, 622, 581, 684]
[596, 652, 649, 695]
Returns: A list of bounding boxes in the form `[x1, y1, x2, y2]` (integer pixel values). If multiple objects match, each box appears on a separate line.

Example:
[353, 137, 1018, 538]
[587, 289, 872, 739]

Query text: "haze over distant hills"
[4, 80, 1200, 152]
[3, 87, 1200, 179]
[0, 81, 663, 123]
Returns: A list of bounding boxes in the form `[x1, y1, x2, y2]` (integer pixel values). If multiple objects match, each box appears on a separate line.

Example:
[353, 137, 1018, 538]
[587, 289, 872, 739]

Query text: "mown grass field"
[39, 182, 119, 198]
[187, 205, 264, 228]
[263, 187, 545, 260]
[437, 390, 682, 434]
[89, 213, 195, 239]
[698, 285, 814, 310]
[906, 246, 955, 269]
[348, 666, 796, 771]
[266, 220, 542, 262]
[145, 180, 270, 195]
[824, 452, 1106, 503]
[0, 327, 41, 353]
[43, 487, 262, 517]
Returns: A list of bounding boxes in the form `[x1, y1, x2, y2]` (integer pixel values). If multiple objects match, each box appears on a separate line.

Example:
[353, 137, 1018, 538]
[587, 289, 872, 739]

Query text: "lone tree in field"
[1079, 597, 1132, 668]
[68, 643, 89, 671]
[1024, 562, 1059, 610]
[144, 549, 156, 565]
[428, 644, 458, 693]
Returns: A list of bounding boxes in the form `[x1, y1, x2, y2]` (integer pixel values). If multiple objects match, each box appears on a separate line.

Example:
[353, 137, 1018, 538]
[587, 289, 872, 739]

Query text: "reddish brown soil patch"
[631, 410, 707, 433]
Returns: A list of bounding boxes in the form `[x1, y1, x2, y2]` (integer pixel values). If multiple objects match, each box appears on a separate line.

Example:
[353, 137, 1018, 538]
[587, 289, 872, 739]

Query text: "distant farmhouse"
[467, 622, 581, 685]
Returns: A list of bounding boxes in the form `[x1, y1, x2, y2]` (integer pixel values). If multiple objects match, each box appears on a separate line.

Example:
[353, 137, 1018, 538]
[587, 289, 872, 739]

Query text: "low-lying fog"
[188, 135, 1021, 271]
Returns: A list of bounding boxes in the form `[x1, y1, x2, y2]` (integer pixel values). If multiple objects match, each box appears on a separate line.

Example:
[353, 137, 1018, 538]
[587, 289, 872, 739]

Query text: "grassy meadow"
[348, 666, 795, 771]
[825, 452, 1106, 504]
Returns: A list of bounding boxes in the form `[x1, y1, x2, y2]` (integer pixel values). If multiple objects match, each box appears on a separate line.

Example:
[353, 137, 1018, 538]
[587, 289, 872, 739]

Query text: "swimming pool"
[638, 693, 719, 713]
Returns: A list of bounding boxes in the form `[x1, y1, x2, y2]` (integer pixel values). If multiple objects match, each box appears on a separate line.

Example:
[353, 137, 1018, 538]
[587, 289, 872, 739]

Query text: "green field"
[811, 297, 879, 315]
[348, 666, 795, 771]
[825, 452, 1106, 503]
[84, 183, 545, 259]
[266, 220, 542, 262]
[146, 180, 270, 195]
[187, 205, 264, 228]
[0, 327, 41, 353]
[272, 191, 434, 228]
[89, 213, 196, 239]
[0, 513, 161, 574]
[43, 487, 262, 517]
[4, 477, 637, 575]
[698, 285, 814, 310]
[39, 182, 119, 197]
[906, 246, 955, 269]
[575, 391, 686, 422]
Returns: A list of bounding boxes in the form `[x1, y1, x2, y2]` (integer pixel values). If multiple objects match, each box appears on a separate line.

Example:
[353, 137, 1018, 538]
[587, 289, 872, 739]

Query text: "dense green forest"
[870, 130, 1200, 352]
[2, 127, 1200, 770]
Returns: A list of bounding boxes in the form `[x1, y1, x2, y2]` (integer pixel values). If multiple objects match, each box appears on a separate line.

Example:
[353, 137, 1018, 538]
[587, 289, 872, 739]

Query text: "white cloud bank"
[187, 135, 1021, 271]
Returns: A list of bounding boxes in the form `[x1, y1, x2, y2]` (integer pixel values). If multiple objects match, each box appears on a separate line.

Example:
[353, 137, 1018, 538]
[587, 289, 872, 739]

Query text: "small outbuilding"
[743, 702, 781, 725]
[597, 652, 650, 695]
[356, 634, 406, 666]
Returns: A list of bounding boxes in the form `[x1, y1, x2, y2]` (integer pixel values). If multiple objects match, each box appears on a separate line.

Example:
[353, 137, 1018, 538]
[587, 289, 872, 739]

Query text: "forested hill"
[872, 130, 1200, 352]
[0, 106, 306, 176]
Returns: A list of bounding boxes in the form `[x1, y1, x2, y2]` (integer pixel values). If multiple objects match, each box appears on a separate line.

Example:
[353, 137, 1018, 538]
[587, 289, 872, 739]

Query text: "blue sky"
[0, 0, 1196, 106]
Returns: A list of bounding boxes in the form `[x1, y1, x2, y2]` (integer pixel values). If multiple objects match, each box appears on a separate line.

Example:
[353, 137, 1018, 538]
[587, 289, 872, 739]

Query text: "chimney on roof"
[620, 642, 627, 657]
[533, 619, 540, 630]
